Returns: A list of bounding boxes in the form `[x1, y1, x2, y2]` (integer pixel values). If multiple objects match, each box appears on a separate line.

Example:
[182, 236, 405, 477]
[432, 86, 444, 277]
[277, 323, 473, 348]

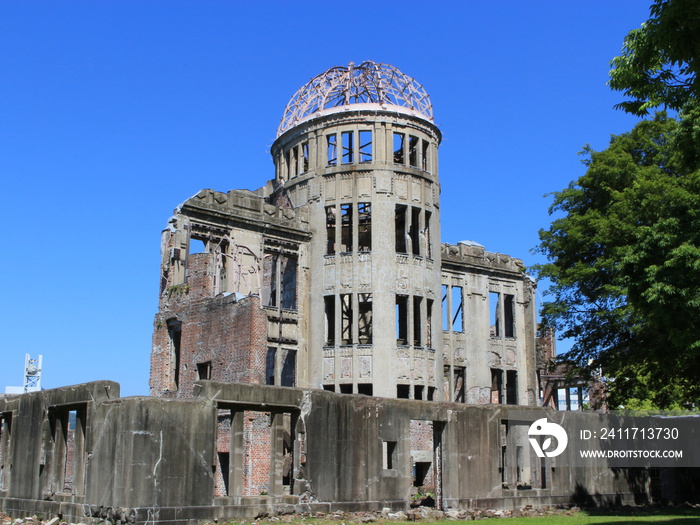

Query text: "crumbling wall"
[150, 294, 267, 397]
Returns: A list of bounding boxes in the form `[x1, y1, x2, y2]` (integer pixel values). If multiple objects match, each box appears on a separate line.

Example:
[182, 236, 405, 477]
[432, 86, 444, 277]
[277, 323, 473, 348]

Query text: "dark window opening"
[268, 254, 278, 307]
[384, 441, 397, 470]
[291, 146, 298, 178]
[302, 141, 309, 172]
[167, 319, 182, 390]
[218, 452, 230, 496]
[454, 366, 466, 403]
[323, 385, 336, 392]
[340, 204, 353, 253]
[410, 207, 421, 255]
[422, 140, 429, 171]
[281, 257, 297, 310]
[393, 132, 405, 164]
[504, 294, 515, 338]
[425, 211, 432, 259]
[281, 350, 296, 387]
[358, 293, 373, 344]
[506, 370, 518, 405]
[327, 134, 337, 166]
[339, 384, 352, 394]
[197, 361, 212, 380]
[359, 130, 372, 162]
[414, 462, 431, 487]
[341, 294, 353, 345]
[491, 369, 503, 404]
[325, 296, 336, 345]
[414, 385, 424, 400]
[409, 135, 418, 167]
[396, 295, 408, 345]
[266, 348, 276, 385]
[358, 202, 371, 251]
[358, 383, 373, 396]
[427, 387, 436, 401]
[413, 296, 422, 346]
[325, 206, 336, 255]
[397, 384, 410, 398]
[395, 205, 407, 253]
[342, 131, 354, 164]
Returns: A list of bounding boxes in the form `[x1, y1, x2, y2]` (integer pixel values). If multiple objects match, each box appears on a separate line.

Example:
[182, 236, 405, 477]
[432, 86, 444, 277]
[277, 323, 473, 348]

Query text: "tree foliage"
[534, 114, 700, 409]
[609, 0, 700, 115]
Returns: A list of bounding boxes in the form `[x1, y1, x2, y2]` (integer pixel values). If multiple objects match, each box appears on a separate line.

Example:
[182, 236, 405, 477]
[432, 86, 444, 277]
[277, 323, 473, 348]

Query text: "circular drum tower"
[271, 61, 443, 399]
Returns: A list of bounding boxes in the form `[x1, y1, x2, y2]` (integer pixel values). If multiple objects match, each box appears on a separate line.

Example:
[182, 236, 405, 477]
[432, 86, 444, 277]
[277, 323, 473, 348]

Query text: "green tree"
[534, 113, 700, 409]
[609, 0, 700, 115]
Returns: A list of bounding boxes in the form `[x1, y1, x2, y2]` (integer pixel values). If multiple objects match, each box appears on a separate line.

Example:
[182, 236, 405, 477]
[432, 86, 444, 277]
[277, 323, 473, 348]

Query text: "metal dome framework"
[277, 61, 434, 137]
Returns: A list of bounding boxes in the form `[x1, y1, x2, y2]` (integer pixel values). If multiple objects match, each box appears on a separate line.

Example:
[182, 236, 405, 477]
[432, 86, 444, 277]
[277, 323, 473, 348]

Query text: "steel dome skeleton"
[277, 61, 434, 137]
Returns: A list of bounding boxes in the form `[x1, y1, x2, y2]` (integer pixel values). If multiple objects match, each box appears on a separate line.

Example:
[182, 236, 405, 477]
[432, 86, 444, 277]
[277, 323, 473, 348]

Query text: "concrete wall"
[0, 381, 653, 525]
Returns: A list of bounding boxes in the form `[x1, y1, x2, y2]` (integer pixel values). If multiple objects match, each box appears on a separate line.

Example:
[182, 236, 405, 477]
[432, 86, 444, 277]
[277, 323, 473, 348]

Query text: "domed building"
[150, 61, 539, 405]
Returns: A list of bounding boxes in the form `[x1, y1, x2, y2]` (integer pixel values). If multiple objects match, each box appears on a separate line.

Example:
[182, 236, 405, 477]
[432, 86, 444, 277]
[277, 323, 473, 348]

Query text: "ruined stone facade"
[0, 63, 679, 525]
[150, 62, 538, 408]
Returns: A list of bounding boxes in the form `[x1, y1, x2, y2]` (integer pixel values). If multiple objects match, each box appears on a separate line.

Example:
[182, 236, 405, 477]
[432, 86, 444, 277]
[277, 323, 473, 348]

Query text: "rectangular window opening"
[324, 296, 336, 346]
[342, 130, 354, 164]
[281, 350, 296, 387]
[325, 206, 336, 255]
[425, 211, 432, 259]
[393, 132, 405, 164]
[358, 383, 373, 396]
[339, 384, 352, 394]
[358, 293, 373, 344]
[359, 130, 372, 162]
[323, 385, 336, 392]
[302, 141, 309, 172]
[266, 348, 276, 385]
[197, 361, 212, 380]
[410, 207, 421, 255]
[397, 384, 410, 399]
[491, 369, 503, 404]
[218, 452, 230, 496]
[281, 256, 297, 310]
[414, 462, 431, 487]
[454, 366, 466, 403]
[422, 140, 429, 171]
[396, 295, 408, 345]
[409, 135, 418, 167]
[427, 386, 436, 401]
[490, 292, 500, 337]
[291, 146, 298, 178]
[167, 319, 182, 390]
[327, 134, 337, 166]
[341, 294, 353, 345]
[383, 441, 397, 470]
[441, 284, 450, 331]
[358, 203, 371, 252]
[0, 413, 11, 491]
[414, 385, 424, 400]
[507, 370, 518, 405]
[413, 296, 422, 347]
[267, 253, 278, 307]
[504, 294, 515, 338]
[426, 299, 433, 348]
[395, 205, 407, 253]
[340, 204, 353, 253]
[451, 286, 463, 333]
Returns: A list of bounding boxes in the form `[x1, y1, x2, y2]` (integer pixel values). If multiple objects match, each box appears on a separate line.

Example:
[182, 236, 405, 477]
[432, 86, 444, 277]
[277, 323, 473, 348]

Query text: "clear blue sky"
[0, 1, 652, 396]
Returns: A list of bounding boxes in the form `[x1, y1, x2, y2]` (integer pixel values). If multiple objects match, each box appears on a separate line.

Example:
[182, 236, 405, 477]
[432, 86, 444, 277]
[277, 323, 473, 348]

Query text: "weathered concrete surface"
[0, 381, 657, 524]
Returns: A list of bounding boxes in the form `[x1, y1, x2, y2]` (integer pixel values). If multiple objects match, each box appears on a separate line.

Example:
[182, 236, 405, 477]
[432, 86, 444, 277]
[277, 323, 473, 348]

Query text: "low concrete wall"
[0, 381, 651, 524]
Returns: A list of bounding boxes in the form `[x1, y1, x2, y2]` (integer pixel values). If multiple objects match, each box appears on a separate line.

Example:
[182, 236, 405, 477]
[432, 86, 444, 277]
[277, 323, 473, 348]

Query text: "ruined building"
[150, 61, 538, 405]
[0, 63, 659, 525]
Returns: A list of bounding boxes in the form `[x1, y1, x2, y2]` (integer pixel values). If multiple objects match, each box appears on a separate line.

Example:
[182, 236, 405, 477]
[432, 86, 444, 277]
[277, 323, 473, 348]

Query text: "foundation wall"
[0, 381, 657, 525]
